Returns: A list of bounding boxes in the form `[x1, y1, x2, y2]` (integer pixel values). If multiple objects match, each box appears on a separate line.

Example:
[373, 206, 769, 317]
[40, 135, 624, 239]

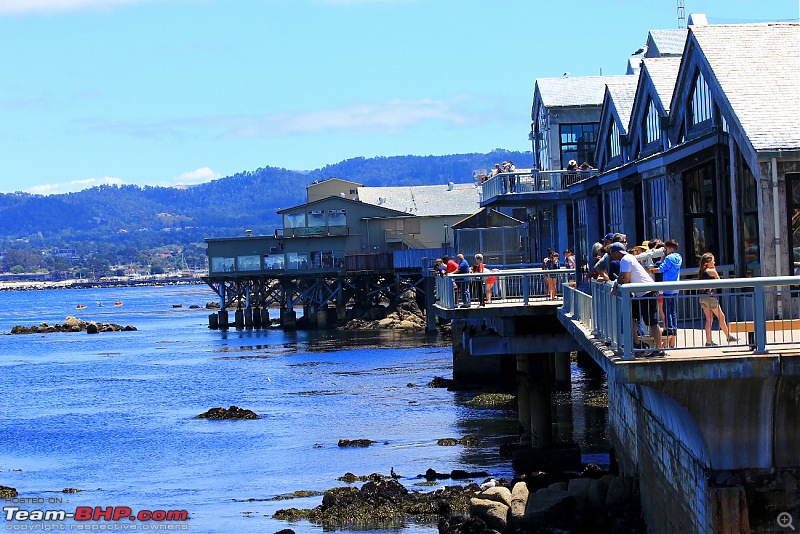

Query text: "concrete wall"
[609, 376, 800, 532]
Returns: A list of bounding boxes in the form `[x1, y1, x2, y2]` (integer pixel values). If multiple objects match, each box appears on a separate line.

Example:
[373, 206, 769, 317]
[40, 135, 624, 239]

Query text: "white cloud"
[170, 166, 221, 186]
[0, 0, 152, 14]
[27, 176, 125, 195]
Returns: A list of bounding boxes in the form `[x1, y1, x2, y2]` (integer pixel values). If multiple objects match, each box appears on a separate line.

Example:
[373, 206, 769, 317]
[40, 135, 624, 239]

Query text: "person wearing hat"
[609, 241, 663, 356]
[595, 233, 625, 281]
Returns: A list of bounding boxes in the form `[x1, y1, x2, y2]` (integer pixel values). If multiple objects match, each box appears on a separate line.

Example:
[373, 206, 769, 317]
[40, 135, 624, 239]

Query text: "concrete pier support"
[234, 308, 244, 329]
[208, 313, 219, 330]
[282, 309, 296, 330]
[252, 307, 262, 328]
[553, 351, 571, 389]
[529, 355, 553, 449]
[260, 308, 271, 328]
[316, 309, 327, 329]
[244, 307, 254, 329]
[516, 355, 532, 446]
[218, 310, 229, 330]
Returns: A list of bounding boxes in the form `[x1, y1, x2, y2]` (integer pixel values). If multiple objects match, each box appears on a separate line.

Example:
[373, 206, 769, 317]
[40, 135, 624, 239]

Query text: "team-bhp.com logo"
[4, 505, 189, 530]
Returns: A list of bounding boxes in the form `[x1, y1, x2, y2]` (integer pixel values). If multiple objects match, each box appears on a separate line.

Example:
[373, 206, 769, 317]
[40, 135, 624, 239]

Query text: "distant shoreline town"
[0, 274, 205, 292]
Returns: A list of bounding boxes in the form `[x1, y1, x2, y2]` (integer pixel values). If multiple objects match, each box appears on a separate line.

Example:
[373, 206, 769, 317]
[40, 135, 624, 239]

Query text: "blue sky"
[0, 0, 796, 195]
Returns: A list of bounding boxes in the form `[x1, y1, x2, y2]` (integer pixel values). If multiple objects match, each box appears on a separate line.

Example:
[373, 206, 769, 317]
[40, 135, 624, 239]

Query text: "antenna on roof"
[677, 0, 686, 28]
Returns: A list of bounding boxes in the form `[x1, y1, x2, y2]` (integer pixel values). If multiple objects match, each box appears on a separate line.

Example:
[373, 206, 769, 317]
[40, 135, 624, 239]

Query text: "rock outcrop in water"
[196, 405, 259, 420]
[338, 289, 426, 331]
[9, 316, 136, 335]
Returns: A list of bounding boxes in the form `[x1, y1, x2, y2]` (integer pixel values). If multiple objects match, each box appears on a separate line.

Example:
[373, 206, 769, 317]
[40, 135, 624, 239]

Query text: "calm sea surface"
[0, 284, 607, 533]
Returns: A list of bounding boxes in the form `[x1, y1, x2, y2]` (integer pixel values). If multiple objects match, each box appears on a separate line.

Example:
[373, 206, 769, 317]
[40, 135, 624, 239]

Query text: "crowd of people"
[588, 232, 736, 357]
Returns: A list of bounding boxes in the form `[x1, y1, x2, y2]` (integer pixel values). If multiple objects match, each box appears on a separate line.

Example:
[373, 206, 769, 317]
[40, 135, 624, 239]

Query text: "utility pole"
[677, 0, 686, 29]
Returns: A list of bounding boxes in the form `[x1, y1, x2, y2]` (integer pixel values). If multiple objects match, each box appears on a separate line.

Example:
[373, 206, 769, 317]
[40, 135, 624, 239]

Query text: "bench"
[728, 319, 800, 345]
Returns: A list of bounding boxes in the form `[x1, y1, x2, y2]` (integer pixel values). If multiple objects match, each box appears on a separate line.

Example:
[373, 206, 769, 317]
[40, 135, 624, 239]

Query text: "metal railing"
[435, 268, 574, 308]
[480, 169, 598, 199]
[563, 276, 800, 359]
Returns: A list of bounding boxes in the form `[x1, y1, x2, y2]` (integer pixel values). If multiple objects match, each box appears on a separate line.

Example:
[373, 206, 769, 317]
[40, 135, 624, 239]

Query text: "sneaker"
[633, 341, 650, 350]
[727, 335, 739, 342]
[705, 341, 718, 347]
[645, 350, 665, 358]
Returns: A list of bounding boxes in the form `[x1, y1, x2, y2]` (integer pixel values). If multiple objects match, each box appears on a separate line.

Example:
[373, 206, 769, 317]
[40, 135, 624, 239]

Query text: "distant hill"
[0, 149, 530, 274]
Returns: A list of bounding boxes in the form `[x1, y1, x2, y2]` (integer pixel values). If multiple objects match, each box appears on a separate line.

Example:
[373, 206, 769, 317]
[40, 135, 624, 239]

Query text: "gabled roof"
[357, 183, 481, 217]
[276, 195, 407, 217]
[605, 77, 639, 134]
[535, 75, 633, 108]
[690, 23, 800, 151]
[646, 29, 688, 57]
[640, 57, 682, 113]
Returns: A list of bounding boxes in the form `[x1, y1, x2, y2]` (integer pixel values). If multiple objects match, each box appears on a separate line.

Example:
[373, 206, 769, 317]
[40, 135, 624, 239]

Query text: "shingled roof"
[605, 77, 639, 134]
[647, 29, 688, 57]
[357, 183, 481, 217]
[536, 75, 633, 108]
[691, 23, 800, 151]
[640, 57, 682, 112]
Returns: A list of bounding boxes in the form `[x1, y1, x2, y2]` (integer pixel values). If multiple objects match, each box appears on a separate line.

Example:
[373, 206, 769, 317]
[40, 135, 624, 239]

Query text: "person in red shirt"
[443, 255, 458, 274]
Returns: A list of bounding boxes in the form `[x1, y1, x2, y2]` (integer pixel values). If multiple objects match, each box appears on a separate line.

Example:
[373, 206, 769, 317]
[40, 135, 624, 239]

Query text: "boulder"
[523, 487, 575, 529]
[509, 481, 529, 528]
[567, 477, 592, 514]
[469, 497, 508, 533]
[479, 486, 513, 508]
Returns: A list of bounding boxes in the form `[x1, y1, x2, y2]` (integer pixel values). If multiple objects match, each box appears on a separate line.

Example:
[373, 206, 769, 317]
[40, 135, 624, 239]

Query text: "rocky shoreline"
[269, 463, 643, 533]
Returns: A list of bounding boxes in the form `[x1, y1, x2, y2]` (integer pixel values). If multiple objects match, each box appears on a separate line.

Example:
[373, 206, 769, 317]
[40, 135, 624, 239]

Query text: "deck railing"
[435, 268, 573, 308]
[563, 276, 800, 359]
[480, 169, 598, 199]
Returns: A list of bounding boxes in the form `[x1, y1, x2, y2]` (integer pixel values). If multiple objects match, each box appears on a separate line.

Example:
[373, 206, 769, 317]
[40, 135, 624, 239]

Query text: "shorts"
[632, 292, 660, 326]
[699, 295, 719, 309]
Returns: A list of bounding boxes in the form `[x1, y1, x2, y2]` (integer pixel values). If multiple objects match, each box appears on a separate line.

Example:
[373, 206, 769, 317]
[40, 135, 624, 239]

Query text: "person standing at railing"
[698, 252, 738, 346]
[456, 253, 471, 308]
[544, 250, 561, 300]
[472, 253, 486, 307]
[486, 268, 498, 303]
[609, 242, 663, 357]
[651, 240, 682, 348]
[507, 161, 517, 192]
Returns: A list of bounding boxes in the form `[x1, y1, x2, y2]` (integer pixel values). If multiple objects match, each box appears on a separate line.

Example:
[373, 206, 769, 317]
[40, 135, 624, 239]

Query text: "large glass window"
[210, 257, 235, 273]
[560, 123, 599, 169]
[645, 177, 668, 240]
[328, 209, 346, 227]
[307, 210, 326, 227]
[283, 213, 306, 229]
[740, 159, 759, 267]
[237, 255, 261, 271]
[575, 198, 589, 273]
[263, 254, 284, 270]
[603, 188, 624, 234]
[690, 71, 712, 126]
[683, 162, 718, 267]
[788, 174, 800, 275]
[286, 252, 309, 270]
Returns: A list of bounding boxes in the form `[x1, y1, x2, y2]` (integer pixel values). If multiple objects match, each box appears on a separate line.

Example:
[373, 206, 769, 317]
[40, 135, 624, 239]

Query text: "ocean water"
[0, 284, 607, 533]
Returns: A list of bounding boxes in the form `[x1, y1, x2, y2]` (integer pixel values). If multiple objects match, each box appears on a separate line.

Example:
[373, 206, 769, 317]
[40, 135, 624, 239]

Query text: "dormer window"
[690, 71, 712, 125]
[645, 99, 660, 145]
[608, 120, 621, 159]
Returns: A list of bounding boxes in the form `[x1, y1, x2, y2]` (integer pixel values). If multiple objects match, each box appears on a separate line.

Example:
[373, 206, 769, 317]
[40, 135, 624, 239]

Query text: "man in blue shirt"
[456, 253, 471, 308]
[653, 240, 682, 347]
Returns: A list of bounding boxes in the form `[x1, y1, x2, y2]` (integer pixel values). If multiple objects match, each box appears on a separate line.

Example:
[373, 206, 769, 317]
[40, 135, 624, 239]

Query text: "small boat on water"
[76, 304, 88, 310]
[97, 302, 104, 307]
[114, 301, 123, 306]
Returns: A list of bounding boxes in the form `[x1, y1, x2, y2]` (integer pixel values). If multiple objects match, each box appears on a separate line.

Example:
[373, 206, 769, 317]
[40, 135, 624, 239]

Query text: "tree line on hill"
[0, 149, 531, 277]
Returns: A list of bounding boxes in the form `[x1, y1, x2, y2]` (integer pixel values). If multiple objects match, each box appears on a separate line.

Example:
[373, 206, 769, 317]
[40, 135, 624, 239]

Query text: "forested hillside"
[0, 149, 530, 276]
